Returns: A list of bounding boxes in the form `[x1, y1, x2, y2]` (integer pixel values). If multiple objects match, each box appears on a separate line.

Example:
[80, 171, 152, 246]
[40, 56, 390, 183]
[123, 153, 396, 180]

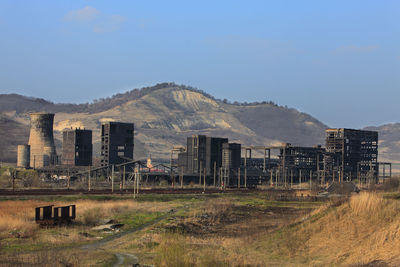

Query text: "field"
[0, 191, 400, 266]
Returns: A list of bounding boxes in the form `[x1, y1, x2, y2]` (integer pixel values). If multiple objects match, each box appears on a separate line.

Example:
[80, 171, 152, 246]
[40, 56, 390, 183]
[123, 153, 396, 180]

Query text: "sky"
[0, 1, 399, 128]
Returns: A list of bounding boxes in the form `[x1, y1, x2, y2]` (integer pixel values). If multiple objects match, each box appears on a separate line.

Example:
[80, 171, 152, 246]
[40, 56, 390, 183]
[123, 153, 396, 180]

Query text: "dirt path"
[80, 207, 182, 266]
[112, 253, 139, 267]
[80, 208, 178, 250]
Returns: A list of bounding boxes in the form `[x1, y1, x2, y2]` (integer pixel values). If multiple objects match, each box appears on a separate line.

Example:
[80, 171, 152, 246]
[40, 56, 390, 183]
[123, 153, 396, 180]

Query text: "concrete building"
[179, 135, 228, 176]
[62, 129, 92, 166]
[222, 142, 241, 170]
[28, 113, 57, 168]
[325, 128, 378, 181]
[100, 122, 134, 166]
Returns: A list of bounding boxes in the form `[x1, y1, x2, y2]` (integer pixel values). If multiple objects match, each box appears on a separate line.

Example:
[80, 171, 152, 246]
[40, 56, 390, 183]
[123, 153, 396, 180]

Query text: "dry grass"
[0, 199, 175, 244]
[0, 250, 80, 267]
[8, 192, 400, 266]
[140, 193, 400, 266]
[276, 192, 400, 266]
[129, 198, 307, 266]
[0, 200, 46, 239]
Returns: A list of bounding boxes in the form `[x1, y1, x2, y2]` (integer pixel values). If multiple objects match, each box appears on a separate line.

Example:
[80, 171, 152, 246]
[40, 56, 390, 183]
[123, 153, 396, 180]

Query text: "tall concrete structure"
[101, 122, 134, 166]
[180, 135, 228, 175]
[62, 129, 92, 166]
[222, 143, 241, 170]
[28, 113, 57, 168]
[17, 144, 30, 168]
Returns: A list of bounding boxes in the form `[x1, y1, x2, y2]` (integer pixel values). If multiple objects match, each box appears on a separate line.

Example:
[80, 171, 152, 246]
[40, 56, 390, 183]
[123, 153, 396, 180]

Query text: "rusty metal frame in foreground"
[35, 204, 76, 225]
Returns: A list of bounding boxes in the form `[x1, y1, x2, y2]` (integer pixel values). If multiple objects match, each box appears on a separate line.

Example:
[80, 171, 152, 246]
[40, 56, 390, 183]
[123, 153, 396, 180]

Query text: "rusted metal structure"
[17, 144, 30, 168]
[325, 128, 378, 182]
[62, 128, 92, 166]
[101, 122, 134, 166]
[278, 143, 325, 184]
[35, 204, 76, 225]
[28, 113, 57, 168]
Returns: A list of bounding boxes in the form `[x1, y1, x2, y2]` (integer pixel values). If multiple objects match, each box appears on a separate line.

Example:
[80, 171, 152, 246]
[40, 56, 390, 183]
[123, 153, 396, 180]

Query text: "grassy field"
[0, 191, 399, 266]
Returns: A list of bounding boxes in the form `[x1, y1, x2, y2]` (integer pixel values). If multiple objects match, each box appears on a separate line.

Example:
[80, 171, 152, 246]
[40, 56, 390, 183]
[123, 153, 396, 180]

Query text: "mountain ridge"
[0, 82, 280, 114]
[0, 83, 398, 166]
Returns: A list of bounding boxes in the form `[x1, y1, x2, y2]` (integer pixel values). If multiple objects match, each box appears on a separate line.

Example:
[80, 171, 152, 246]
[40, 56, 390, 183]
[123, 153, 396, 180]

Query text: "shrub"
[382, 178, 400, 192]
[156, 233, 193, 267]
[81, 208, 105, 226]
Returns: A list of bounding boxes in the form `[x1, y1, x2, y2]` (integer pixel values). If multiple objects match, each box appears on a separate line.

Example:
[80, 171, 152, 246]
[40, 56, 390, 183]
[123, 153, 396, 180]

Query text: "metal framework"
[325, 128, 378, 182]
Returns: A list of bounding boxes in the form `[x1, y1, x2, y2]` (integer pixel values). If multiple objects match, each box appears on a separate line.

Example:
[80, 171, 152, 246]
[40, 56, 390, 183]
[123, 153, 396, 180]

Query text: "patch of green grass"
[98, 253, 118, 267]
[135, 193, 204, 203]
[383, 192, 400, 199]
[116, 212, 165, 229]
[232, 193, 322, 209]
[0, 193, 208, 203]
[0, 194, 138, 202]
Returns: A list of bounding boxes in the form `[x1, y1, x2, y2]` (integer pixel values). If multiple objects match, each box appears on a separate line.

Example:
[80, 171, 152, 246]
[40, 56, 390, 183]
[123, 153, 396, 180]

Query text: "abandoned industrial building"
[100, 121, 134, 166]
[325, 128, 378, 182]
[62, 128, 93, 166]
[177, 135, 228, 176]
[174, 128, 380, 187]
[15, 111, 386, 190]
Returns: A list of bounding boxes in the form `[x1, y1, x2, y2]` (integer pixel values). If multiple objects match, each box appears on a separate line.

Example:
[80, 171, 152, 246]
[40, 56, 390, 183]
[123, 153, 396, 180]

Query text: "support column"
[88, 165, 91, 192]
[213, 162, 216, 187]
[203, 168, 206, 192]
[238, 168, 241, 188]
[111, 165, 114, 193]
[123, 165, 126, 190]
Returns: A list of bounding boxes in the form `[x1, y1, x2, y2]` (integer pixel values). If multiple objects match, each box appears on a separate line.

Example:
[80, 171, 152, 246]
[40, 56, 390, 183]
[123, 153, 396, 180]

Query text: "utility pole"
[299, 169, 302, 189]
[270, 169, 273, 187]
[219, 168, 222, 189]
[203, 168, 206, 192]
[213, 162, 216, 187]
[111, 165, 114, 193]
[290, 169, 293, 188]
[244, 150, 247, 189]
[133, 172, 136, 199]
[180, 167, 183, 188]
[88, 165, 91, 192]
[199, 162, 202, 186]
[12, 169, 15, 192]
[317, 153, 320, 185]
[67, 168, 70, 190]
[238, 167, 241, 188]
[137, 168, 140, 196]
[123, 165, 126, 190]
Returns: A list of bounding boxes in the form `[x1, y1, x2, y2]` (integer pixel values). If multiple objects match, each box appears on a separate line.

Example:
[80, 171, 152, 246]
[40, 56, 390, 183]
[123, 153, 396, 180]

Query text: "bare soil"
[164, 204, 309, 237]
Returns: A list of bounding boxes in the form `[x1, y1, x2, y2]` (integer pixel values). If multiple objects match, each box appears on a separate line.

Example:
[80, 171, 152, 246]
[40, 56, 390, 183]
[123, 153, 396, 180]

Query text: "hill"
[364, 123, 400, 163]
[0, 82, 386, 163]
[0, 114, 30, 162]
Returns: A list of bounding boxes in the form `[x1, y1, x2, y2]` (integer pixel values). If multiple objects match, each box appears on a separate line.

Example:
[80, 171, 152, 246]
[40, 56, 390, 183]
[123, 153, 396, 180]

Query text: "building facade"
[179, 135, 228, 175]
[325, 128, 378, 181]
[62, 129, 92, 166]
[101, 122, 134, 166]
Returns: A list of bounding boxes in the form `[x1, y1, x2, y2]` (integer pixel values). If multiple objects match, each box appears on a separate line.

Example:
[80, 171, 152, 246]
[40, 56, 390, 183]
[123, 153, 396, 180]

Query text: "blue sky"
[0, 1, 399, 128]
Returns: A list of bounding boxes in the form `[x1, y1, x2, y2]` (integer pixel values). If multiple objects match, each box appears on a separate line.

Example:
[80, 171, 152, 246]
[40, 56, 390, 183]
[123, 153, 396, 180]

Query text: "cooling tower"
[28, 113, 57, 168]
[17, 145, 30, 168]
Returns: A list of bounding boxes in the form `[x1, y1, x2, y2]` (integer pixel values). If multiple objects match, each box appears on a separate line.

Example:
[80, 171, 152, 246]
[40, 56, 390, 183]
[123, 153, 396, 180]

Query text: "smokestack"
[28, 113, 57, 168]
[17, 144, 30, 168]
